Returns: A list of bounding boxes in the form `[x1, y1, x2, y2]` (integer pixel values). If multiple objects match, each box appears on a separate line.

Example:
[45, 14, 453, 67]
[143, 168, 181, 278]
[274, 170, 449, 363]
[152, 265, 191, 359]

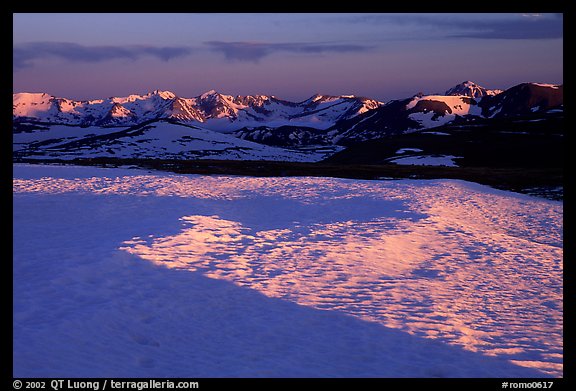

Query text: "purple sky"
[13, 13, 563, 102]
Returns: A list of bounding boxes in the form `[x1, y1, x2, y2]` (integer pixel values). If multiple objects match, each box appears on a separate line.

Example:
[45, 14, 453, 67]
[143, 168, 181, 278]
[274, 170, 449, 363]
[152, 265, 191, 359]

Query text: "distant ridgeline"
[13, 81, 563, 166]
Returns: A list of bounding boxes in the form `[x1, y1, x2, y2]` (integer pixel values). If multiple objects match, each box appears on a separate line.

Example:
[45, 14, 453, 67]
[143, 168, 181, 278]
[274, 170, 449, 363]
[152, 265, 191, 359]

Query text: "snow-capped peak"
[445, 81, 502, 98]
[13, 92, 57, 118]
[302, 93, 344, 105]
[310, 93, 325, 102]
[13, 92, 55, 107]
[151, 90, 177, 100]
[13, 91, 52, 101]
[200, 89, 220, 99]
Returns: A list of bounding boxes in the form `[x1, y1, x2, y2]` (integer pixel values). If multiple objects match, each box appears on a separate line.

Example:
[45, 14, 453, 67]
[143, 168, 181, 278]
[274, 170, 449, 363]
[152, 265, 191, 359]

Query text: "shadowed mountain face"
[320, 83, 562, 147]
[325, 110, 563, 168]
[478, 83, 563, 117]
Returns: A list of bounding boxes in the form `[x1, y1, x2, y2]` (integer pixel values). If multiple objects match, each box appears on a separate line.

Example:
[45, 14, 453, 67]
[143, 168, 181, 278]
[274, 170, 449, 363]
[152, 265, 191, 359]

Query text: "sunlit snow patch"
[389, 154, 462, 167]
[421, 131, 451, 136]
[395, 148, 423, 154]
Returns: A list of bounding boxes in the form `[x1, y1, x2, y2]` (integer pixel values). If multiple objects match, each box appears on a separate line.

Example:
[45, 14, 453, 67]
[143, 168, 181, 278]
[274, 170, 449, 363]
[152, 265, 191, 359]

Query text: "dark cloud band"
[205, 41, 373, 62]
[13, 40, 374, 69]
[341, 13, 563, 40]
[449, 18, 563, 40]
[13, 42, 193, 70]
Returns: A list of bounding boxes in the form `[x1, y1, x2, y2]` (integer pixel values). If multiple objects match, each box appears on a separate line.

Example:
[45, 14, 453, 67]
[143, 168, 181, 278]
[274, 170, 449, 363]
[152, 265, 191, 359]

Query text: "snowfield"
[13, 164, 563, 377]
[13, 121, 334, 162]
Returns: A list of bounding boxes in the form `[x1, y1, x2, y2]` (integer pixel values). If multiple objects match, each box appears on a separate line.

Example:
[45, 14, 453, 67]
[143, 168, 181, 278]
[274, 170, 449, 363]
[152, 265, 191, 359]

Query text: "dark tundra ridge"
[13, 81, 563, 200]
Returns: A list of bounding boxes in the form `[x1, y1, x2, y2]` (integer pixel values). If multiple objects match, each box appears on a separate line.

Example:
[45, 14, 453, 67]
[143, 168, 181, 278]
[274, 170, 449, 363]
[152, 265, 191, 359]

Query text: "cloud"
[13, 40, 374, 69]
[205, 41, 373, 62]
[339, 13, 563, 40]
[449, 17, 563, 39]
[13, 42, 193, 70]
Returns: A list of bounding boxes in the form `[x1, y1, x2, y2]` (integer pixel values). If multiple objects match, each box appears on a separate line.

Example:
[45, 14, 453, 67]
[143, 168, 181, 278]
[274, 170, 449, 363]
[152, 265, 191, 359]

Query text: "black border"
[9, 5, 569, 388]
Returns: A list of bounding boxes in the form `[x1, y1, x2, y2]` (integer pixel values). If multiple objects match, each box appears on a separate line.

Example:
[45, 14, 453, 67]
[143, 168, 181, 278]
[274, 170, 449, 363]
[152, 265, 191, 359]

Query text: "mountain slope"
[478, 83, 563, 117]
[325, 111, 563, 168]
[13, 119, 340, 162]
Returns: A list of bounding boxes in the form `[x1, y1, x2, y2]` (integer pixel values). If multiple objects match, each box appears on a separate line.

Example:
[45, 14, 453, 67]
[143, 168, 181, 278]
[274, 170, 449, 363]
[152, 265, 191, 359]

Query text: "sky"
[13, 13, 563, 102]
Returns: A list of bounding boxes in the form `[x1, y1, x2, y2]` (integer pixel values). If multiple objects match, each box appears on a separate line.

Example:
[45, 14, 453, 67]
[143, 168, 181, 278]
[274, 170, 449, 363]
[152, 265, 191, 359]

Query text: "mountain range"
[13, 81, 563, 164]
[13, 89, 380, 130]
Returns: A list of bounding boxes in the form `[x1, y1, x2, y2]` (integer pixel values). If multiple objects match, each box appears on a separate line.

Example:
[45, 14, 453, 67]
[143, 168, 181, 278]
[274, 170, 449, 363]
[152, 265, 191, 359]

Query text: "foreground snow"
[13, 164, 562, 377]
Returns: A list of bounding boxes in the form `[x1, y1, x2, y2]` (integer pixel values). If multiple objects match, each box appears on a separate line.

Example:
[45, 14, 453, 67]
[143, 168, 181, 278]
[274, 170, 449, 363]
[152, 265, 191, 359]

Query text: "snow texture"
[13, 164, 562, 378]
